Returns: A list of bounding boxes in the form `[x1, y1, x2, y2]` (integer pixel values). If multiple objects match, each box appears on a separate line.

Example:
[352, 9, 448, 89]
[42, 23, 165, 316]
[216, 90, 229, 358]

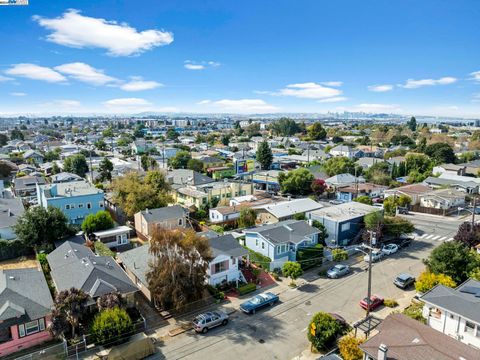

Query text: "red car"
[359, 295, 384, 310]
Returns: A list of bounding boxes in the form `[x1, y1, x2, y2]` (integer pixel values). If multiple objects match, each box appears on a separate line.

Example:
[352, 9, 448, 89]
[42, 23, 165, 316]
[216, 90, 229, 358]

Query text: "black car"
[393, 237, 412, 248]
[394, 273, 415, 289]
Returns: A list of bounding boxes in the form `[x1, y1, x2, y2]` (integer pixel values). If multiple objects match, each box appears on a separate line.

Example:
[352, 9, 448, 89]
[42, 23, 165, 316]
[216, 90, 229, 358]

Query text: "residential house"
[22, 150, 44, 165]
[386, 156, 406, 166]
[207, 166, 235, 180]
[134, 205, 187, 240]
[50, 172, 83, 184]
[329, 145, 363, 159]
[336, 183, 388, 202]
[356, 145, 384, 158]
[197, 156, 225, 171]
[439, 173, 480, 186]
[209, 204, 249, 224]
[0, 195, 24, 240]
[252, 170, 283, 192]
[356, 157, 386, 170]
[325, 173, 365, 189]
[421, 279, 480, 349]
[0, 160, 18, 179]
[301, 149, 330, 161]
[91, 225, 132, 249]
[117, 245, 154, 302]
[131, 140, 155, 155]
[47, 241, 137, 304]
[360, 313, 479, 360]
[36, 180, 104, 225]
[166, 169, 215, 189]
[309, 202, 381, 246]
[433, 163, 466, 176]
[0, 268, 54, 357]
[419, 188, 465, 210]
[255, 198, 323, 224]
[384, 183, 432, 205]
[244, 220, 320, 270]
[17, 164, 37, 176]
[459, 159, 480, 177]
[423, 176, 478, 194]
[12, 176, 46, 202]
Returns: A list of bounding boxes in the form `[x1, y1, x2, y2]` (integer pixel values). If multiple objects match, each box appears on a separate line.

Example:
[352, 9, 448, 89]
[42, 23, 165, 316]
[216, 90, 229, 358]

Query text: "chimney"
[377, 344, 388, 360]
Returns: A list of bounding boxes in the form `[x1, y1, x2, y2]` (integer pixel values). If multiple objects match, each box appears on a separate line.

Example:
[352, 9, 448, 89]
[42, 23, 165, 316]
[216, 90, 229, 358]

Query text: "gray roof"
[310, 202, 380, 222]
[423, 176, 478, 189]
[47, 241, 137, 298]
[208, 234, 248, 258]
[117, 245, 152, 286]
[420, 279, 480, 324]
[0, 196, 24, 228]
[257, 198, 323, 219]
[138, 205, 185, 223]
[13, 176, 46, 191]
[326, 173, 364, 186]
[51, 172, 83, 183]
[247, 220, 320, 245]
[167, 169, 215, 187]
[0, 268, 53, 330]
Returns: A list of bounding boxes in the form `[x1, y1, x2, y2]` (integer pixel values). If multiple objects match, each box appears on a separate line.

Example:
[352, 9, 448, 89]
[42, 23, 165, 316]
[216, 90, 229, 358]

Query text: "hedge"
[238, 283, 257, 295]
[243, 246, 271, 269]
[0, 240, 34, 261]
[297, 244, 324, 270]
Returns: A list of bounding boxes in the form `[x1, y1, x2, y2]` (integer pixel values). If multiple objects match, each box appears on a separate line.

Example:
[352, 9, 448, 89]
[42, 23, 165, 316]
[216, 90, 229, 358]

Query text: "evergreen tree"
[256, 141, 273, 170]
[407, 116, 417, 131]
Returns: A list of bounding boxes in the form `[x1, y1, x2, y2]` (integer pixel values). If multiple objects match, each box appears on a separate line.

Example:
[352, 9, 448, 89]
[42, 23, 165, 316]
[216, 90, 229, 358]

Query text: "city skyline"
[0, 0, 479, 117]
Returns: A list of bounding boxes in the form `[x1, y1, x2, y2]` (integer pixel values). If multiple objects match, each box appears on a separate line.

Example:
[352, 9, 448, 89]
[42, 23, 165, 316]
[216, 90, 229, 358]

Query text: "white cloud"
[55, 62, 117, 85]
[120, 77, 162, 91]
[321, 81, 343, 87]
[5, 63, 66, 83]
[471, 93, 480, 103]
[278, 82, 342, 99]
[200, 99, 278, 113]
[401, 77, 457, 89]
[11, 92, 27, 97]
[318, 96, 348, 103]
[156, 106, 178, 113]
[197, 100, 211, 105]
[368, 84, 394, 92]
[0, 75, 13, 82]
[470, 71, 480, 82]
[184, 60, 220, 70]
[41, 99, 81, 108]
[34, 9, 173, 56]
[103, 97, 151, 108]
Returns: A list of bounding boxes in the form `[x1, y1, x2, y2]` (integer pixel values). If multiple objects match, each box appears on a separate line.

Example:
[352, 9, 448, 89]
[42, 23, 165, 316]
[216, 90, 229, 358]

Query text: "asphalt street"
[151, 214, 465, 360]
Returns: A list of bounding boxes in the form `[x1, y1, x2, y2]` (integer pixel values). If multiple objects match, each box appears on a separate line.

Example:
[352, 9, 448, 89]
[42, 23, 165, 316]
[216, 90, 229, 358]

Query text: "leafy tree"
[278, 168, 314, 195]
[44, 148, 61, 162]
[311, 179, 327, 196]
[187, 158, 204, 173]
[282, 261, 303, 286]
[147, 229, 212, 311]
[91, 307, 133, 345]
[14, 206, 74, 251]
[425, 143, 455, 164]
[97, 292, 124, 311]
[364, 211, 384, 232]
[95, 139, 107, 151]
[307, 123, 327, 140]
[98, 157, 114, 182]
[383, 195, 411, 216]
[405, 153, 432, 174]
[470, 267, 480, 281]
[453, 222, 480, 248]
[112, 172, 172, 219]
[338, 336, 364, 360]
[50, 288, 89, 338]
[256, 141, 273, 170]
[140, 154, 156, 171]
[390, 134, 415, 147]
[424, 241, 480, 283]
[238, 208, 257, 228]
[417, 137, 427, 153]
[312, 220, 328, 243]
[166, 128, 179, 140]
[383, 216, 415, 239]
[0, 133, 8, 146]
[10, 128, 24, 140]
[81, 210, 114, 235]
[332, 135, 344, 143]
[102, 127, 114, 138]
[64, 154, 89, 177]
[270, 117, 300, 136]
[415, 271, 456, 293]
[144, 170, 171, 193]
[324, 157, 356, 176]
[51, 162, 61, 175]
[169, 150, 191, 169]
[307, 312, 344, 351]
[407, 116, 417, 132]
[133, 124, 145, 138]
[354, 196, 373, 205]
[332, 249, 348, 261]
[221, 134, 231, 146]
[293, 212, 306, 220]
[364, 161, 392, 186]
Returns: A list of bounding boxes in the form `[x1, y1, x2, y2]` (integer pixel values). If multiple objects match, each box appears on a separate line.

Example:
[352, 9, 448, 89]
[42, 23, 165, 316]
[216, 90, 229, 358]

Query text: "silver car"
[192, 311, 229, 333]
[327, 264, 350, 278]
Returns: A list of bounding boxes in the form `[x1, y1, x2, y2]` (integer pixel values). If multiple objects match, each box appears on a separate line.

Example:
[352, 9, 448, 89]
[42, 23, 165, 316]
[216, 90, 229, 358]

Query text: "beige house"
[134, 205, 187, 240]
[419, 188, 465, 210]
[384, 183, 432, 205]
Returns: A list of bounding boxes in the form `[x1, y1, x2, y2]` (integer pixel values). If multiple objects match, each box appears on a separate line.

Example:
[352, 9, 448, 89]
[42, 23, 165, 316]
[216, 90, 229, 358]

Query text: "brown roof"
[339, 183, 388, 194]
[360, 314, 480, 360]
[387, 183, 432, 196]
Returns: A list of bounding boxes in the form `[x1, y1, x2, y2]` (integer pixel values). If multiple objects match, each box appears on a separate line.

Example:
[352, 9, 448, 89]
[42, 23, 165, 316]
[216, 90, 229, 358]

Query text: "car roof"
[397, 273, 413, 280]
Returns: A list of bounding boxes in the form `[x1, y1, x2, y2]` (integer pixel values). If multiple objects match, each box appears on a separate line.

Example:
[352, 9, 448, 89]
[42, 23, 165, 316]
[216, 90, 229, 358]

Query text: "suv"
[364, 250, 383, 262]
[192, 311, 229, 333]
[397, 206, 409, 215]
[394, 273, 415, 289]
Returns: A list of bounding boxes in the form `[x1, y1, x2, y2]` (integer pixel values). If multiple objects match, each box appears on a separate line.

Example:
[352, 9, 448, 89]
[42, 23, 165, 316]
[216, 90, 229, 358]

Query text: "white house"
[420, 279, 480, 349]
[419, 188, 465, 210]
[91, 225, 132, 249]
[329, 145, 362, 159]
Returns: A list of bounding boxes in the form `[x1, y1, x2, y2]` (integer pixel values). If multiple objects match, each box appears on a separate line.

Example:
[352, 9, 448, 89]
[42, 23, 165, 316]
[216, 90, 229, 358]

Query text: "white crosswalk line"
[425, 234, 434, 239]
[438, 236, 447, 242]
[419, 233, 427, 239]
[431, 235, 441, 240]
[446, 237, 454, 242]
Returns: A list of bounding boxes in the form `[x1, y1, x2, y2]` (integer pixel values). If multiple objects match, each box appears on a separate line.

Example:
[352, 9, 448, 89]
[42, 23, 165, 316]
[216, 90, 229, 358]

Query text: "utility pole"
[366, 231, 376, 319]
[472, 196, 476, 227]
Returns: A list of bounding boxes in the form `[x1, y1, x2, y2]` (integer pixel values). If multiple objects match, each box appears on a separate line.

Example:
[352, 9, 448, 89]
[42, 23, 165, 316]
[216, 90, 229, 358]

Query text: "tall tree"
[98, 157, 113, 182]
[307, 312, 345, 351]
[278, 168, 314, 195]
[50, 288, 89, 338]
[407, 116, 417, 132]
[270, 117, 301, 136]
[147, 229, 212, 310]
[256, 141, 273, 170]
[81, 210, 114, 235]
[187, 158, 204, 173]
[169, 151, 192, 169]
[324, 157, 356, 176]
[238, 208, 257, 228]
[64, 154, 89, 178]
[307, 123, 327, 140]
[425, 143, 455, 164]
[0, 133, 8, 146]
[10, 128, 24, 140]
[454, 222, 480, 248]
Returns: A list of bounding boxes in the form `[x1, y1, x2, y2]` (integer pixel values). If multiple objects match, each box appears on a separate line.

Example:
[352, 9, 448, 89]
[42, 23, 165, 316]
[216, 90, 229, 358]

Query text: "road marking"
[437, 236, 447, 242]
[419, 233, 428, 238]
[446, 237, 454, 242]
[431, 235, 441, 240]
[425, 234, 434, 239]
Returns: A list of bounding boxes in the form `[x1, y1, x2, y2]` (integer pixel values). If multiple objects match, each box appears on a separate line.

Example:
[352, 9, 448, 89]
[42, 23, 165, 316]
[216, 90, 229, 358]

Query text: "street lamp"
[355, 231, 377, 318]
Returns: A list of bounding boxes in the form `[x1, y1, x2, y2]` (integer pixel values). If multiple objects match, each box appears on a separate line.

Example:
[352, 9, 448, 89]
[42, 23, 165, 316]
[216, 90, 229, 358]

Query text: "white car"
[381, 243, 399, 255]
[364, 250, 383, 262]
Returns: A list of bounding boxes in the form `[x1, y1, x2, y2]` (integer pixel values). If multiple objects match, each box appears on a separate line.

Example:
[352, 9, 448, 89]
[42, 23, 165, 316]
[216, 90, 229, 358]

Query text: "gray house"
[47, 241, 137, 304]
[134, 205, 187, 240]
[309, 202, 381, 246]
[0, 196, 24, 240]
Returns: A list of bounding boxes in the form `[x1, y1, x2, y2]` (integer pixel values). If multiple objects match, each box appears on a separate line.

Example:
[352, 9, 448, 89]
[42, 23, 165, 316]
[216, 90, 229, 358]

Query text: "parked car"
[363, 250, 383, 262]
[326, 264, 350, 279]
[381, 243, 399, 255]
[392, 237, 412, 248]
[394, 273, 416, 289]
[192, 311, 229, 333]
[397, 206, 409, 215]
[240, 292, 279, 314]
[359, 295, 384, 310]
[329, 200, 344, 205]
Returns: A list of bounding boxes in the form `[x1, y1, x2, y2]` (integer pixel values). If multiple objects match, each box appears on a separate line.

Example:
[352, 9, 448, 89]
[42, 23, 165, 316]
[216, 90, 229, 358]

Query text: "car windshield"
[363, 297, 370, 304]
[250, 296, 262, 304]
[334, 265, 344, 270]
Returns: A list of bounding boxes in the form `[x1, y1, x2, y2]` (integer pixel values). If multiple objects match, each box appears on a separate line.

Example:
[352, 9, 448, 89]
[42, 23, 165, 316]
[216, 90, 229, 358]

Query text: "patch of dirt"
[0, 256, 39, 270]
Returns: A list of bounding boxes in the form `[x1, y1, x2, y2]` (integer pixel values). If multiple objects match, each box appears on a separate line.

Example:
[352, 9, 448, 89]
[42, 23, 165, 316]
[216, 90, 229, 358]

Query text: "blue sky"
[0, 0, 479, 116]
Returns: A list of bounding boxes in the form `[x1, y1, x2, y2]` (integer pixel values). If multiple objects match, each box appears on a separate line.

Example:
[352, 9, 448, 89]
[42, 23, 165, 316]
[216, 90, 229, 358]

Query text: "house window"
[261, 242, 265, 249]
[255, 239, 259, 247]
[70, 204, 75, 209]
[78, 203, 84, 208]
[178, 218, 183, 226]
[465, 321, 475, 333]
[232, 257, 236, 265]
[276, 246, 281, 255]
[18, 324, 25, 337]
[341, 223, 350, 232]
[214, 261, 228, 273]
[39, 318, 45, 331]
[87, 203, 92, 209]
[116, 234, 128, 245]
[99, 201, 104, 208]
[65, 204, 70, 210]
[23, 320, 40, 336]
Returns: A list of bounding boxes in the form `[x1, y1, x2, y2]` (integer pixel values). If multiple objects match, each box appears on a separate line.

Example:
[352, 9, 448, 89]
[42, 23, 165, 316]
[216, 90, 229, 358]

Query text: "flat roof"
[310, 202, 380, 222]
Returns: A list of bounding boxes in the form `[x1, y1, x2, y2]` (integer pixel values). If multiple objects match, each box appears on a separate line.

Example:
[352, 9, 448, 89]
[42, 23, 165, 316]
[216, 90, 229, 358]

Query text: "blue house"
[36, 180, 104, 225]
[309, 202, 381, 247]
[244, 220, 320, 270]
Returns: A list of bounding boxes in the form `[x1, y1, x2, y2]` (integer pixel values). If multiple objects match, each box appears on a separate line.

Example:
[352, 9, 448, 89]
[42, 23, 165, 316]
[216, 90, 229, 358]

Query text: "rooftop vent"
[8, 276, 15, 280]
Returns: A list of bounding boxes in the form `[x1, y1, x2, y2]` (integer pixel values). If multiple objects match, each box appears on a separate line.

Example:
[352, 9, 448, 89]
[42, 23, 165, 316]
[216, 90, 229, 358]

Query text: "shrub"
[0, 240, 33, 261]
[338, 335, 364, 360]
[307, 312, 345, 351]
[297, 244, 324, 270]
[383, 299, 398, 308]
[238, 283, 257, 295]
[293, 212, 306, 220]
[244, 246, 271, 269]
[415, 271, 456, 294]
[94, 241, 116, 258]
[403, 302, 426, 323]
[282, 261, 303, 285]
[332, 248, 348, 262]
[91, 307, 133, 346]
[210, 225, 225, 234]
